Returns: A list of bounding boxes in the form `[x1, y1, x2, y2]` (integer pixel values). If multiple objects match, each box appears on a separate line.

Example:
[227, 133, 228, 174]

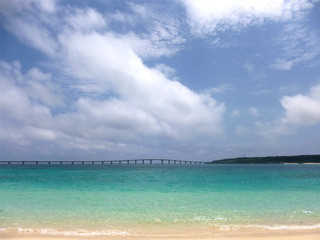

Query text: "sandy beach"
[1, 228, 320, 240]
[1, 231, 320, 240]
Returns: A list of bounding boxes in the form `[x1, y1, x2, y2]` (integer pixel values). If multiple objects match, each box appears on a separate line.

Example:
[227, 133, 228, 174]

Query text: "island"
[209, 154, 320, 164]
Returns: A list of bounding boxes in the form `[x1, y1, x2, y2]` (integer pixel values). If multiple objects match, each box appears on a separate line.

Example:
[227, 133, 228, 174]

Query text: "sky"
[0, 0, 320, 161]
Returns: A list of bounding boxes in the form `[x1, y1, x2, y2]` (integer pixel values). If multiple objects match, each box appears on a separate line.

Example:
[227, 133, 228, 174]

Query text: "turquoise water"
[1, 164, 320, 235]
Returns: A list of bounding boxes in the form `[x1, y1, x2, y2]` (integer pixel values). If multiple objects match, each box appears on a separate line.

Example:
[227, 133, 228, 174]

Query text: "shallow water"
[1, 164, 320, 236]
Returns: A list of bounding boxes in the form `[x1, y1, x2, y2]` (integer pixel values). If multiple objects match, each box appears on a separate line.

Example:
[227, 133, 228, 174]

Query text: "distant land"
[210, 155, 320, 164]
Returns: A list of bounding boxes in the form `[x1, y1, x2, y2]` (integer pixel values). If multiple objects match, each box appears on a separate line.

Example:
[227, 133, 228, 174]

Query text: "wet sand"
[1, 230, 320, 240]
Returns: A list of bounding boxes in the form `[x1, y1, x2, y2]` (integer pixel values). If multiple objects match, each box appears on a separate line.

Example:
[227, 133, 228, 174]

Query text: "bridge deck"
[0, 159, 208, 165]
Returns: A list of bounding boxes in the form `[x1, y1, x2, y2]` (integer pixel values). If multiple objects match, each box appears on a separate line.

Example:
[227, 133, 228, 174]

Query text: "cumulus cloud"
[0, 61, 61, 145]
[180, 0, 313, 35]
[0, 1, 225, 157]
[281, 84, 320, 125]
[154, 63, 178, 79]
[256, 84, 320, 140]
[53, 30, 226, 140]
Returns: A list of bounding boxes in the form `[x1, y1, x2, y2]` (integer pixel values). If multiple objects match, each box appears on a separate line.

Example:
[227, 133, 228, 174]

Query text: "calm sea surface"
[1, 164, 320, 236]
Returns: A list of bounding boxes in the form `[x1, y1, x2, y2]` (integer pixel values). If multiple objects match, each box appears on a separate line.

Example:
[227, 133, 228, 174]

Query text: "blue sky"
[1, 0, 319, 161]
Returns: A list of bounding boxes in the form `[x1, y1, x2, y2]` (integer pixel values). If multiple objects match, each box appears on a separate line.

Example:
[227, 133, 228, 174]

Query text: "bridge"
[0, 159, 208, 165]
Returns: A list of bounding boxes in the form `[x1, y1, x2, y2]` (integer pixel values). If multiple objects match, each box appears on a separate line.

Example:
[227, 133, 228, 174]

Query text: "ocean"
[1, 164, 319, 237]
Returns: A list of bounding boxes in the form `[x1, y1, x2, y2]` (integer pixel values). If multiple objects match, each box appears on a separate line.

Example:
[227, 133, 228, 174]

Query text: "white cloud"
[5, 18, 58, 56]
[128, 2, 150, 18]
[180, 0, 313, 35]
[235, 125, 249, 135]
[231, 110, 240, 117]
[107, 2, 185, 59]
[1, 0, 59, 56]
[57, 31, 225, 140]
[278, 85, 299, 94]
[255, 120, 291, 140]
[0, 1, 226, 155]
[0, 61, 58, 145]
[270, 23, 320, 70]
[120, 31, 184, 59]
[36, 0, 56, 13]
[0, 0, 56, 14]
[281, 84, 320, 125]
[256, 83, 320, 139]
[1, 0, 184, 60]
[66, 8, 107, 32]
[181, 0, 319, 70]
[244, 63, 254, 72]
[249, 107, 259, 117]
[270, 58, 294, 70]
[0, 61, 64, 109]
[154, 63, 178, 79]
[204, 84, 234, 94]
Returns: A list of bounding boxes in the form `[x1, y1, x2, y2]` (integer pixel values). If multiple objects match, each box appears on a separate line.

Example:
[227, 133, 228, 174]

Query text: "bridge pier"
[135, 160, 137, 164]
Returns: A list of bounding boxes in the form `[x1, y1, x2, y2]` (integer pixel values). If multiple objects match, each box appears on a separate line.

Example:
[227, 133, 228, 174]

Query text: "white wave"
[302, 210, 313, 214]
[193, 216, 227, 222]
[217, 223, 320, 231]
[0, 227, 131, 236]
[245, 224, 320, 230]
[2, 223, 320, 236]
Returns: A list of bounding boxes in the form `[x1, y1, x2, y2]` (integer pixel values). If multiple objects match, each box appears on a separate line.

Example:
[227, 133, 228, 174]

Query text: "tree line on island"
[209, 155, 320, 164]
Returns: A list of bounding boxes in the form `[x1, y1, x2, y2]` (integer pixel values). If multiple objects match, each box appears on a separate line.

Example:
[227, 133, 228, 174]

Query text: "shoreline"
[1, 231, 320, 240]
[1, 227, 320, 240]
